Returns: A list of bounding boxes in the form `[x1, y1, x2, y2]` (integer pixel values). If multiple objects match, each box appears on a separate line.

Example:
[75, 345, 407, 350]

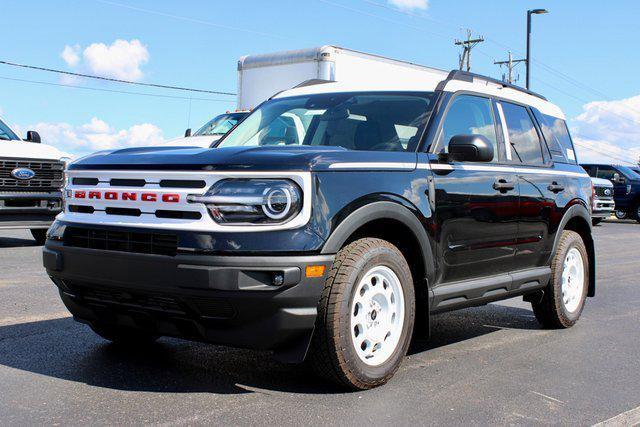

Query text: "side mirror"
[446, 134, 493, 162]
[613, 173, 626, 184]
[26, 130, 41, 143]
[184, 128, 192, 137]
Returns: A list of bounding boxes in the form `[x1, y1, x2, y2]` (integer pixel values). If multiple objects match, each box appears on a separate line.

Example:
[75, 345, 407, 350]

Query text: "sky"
[2, 0, 639, 164]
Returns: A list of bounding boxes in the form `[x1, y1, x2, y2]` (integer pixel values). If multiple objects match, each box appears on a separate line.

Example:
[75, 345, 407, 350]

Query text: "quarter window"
[499, 102, 544, 165]
[438, 95, 498, 159]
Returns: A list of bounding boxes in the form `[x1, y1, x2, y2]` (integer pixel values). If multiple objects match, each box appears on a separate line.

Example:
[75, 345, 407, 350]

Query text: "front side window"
[436, 95, 498, 159]
[0, 119, 19, 141]
[216, 92, 435, 152]
[500, 102, 544, 165]
[596, 166, 618, 180]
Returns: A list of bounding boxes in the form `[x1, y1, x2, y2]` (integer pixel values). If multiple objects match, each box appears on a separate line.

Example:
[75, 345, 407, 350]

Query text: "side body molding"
[320, 201, 435, 284]
[550, 203, 596, 297]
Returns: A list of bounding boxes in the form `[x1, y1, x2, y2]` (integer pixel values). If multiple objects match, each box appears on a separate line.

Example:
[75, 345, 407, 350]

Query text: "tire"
[532, 230, 589, 328]
[30, 229, 47, 245]
[636, 205, 640, 223]
[615, 209, 627, 220]
[90, 323, 159, 346]
[308, 238, 415, 390]
[591, 218, 602, 226]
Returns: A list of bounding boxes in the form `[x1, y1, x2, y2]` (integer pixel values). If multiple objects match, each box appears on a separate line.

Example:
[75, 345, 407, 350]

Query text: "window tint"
[438, 95, 498, 159]
[532, 110, 577, 164]
[0, 119, 19, 141]
[500, 102, 544, 165]
[217, 93, 435, 152]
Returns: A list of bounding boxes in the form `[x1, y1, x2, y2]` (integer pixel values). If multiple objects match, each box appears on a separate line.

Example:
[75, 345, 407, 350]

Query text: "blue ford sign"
[10, 168, 36, 180]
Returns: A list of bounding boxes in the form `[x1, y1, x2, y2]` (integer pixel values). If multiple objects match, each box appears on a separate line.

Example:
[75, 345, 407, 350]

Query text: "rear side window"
[499, 102, 544, 165]
[532, 109, 577, 164]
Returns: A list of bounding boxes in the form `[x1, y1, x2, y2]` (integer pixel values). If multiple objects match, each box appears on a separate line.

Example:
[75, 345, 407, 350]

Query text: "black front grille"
[0, 158, 64, 190]
[64, 227, 178, 256]
[595, 186, 613, 198]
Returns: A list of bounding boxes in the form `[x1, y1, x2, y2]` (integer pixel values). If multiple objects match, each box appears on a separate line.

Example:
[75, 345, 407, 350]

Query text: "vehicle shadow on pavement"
[0, 236, 39, 248]
[0, 304, 539, 395]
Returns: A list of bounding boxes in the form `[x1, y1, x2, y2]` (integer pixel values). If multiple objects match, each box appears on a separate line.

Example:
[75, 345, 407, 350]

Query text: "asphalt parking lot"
[1, 221, 639, 426]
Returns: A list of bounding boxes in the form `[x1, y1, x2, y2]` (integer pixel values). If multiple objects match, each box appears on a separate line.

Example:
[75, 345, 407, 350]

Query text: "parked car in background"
[0, 116, 67, 244]
[582, 164, 640, 221]
[45, 61, 595, 389]
[589, 177, 615, 225]
[164, 111, 249, 148]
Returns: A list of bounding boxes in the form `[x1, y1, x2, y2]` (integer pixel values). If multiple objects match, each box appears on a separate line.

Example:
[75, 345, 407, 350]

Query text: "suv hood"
[1, 140, 65, 161]
[68, 145, 418, 172]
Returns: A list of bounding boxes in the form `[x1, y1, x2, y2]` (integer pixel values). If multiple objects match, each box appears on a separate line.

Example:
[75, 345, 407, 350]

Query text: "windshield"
[194, 112, 248, 136]
[620, 166, 640, 180]
[216, 92, 436, 151]
[0, 118, 19, 141]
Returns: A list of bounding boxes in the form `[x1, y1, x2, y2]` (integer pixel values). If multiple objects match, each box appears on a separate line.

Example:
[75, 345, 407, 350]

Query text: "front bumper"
[592, 199, 615, 218]
[43, 240, 334, 362]
[0, 191, 62, 229]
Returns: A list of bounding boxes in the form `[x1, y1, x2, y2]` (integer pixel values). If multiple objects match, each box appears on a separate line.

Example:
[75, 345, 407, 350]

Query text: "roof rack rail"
[440, 70, 547, 101]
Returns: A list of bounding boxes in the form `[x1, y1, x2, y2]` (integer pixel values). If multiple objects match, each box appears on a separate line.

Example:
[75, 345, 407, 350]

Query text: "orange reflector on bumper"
[305, 265, 326, 278]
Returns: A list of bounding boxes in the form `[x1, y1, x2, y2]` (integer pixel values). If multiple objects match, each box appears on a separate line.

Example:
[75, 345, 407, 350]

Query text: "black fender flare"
[320, 201, 435, 283]
[551, 203, 596, 297]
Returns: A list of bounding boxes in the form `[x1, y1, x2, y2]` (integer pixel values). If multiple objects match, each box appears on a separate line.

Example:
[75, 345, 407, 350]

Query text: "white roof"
[274, 74, 565, 120]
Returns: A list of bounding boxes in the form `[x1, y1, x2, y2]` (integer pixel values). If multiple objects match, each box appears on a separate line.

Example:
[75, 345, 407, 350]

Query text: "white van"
[0, 116, 66, 243]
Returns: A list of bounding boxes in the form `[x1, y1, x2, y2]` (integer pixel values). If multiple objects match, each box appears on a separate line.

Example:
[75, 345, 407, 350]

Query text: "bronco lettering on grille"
[72, 191, 180, 202]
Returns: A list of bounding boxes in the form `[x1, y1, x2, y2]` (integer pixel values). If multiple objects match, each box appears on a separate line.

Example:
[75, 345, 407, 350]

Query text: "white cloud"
[16, 118, 164, 156]
[387, 0, 428, 11]
[61, 44, 81, 67]
[569, 94, 640, 165]
[60, 39, 150, 81]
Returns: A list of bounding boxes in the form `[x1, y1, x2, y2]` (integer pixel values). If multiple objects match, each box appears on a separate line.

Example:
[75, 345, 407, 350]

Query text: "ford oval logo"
[10, 168, 36, 180]
[604, 188, 612, 196]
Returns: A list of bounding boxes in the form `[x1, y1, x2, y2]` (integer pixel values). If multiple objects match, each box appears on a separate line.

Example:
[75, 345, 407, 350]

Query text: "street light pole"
[526, 8, 548, 90]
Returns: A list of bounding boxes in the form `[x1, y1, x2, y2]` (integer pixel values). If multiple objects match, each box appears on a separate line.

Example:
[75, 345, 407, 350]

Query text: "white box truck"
[237, 45, 449, 110]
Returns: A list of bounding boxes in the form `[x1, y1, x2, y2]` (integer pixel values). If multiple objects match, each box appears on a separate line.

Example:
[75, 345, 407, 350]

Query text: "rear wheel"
[308, 238, 415, 390]
[30, 229, 47, 245]
[532, 230, 589, 328]
[90, 323, 159, 346]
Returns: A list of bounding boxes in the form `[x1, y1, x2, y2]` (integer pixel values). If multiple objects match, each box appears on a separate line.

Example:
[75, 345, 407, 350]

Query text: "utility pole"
[494, 51, 526, 84]
[526, 8, 549, 89]
[455, 30, 484, 72]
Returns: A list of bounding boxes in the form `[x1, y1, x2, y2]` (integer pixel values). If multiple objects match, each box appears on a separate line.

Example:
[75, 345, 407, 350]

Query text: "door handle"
[493, 179, 516, 192]
[548, 182, 565, 193]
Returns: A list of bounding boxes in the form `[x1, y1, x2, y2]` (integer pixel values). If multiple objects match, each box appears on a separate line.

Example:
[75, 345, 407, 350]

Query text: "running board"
[430, 267, 551, 313]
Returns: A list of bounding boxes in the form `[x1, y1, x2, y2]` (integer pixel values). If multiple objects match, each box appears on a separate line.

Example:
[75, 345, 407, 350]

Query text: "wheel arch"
[320, 201, 435, 337]
[552, 203, 596, 297]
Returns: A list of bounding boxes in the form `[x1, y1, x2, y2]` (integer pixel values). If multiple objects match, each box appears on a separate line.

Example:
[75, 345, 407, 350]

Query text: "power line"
[573, 141, 636, 165]
[0, 60, 236, 96]
[94, 0, 286, 39]
[0, 75, 235, 103]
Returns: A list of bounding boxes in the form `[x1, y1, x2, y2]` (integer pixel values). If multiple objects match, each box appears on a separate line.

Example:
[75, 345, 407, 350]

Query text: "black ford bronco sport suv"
[43, 70, 595, 390]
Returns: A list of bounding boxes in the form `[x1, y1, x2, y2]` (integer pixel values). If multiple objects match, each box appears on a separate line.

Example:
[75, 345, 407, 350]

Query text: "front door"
[430, 94, 519, 283]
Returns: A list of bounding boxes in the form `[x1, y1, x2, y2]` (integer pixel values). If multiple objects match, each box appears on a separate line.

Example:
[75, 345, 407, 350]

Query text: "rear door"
[496, 100, 565, 270]
[430, 94, 519, 283]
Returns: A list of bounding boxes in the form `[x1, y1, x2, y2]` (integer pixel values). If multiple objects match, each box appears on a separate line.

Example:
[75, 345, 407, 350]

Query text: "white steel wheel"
[561, 247, 585, 313]
[350, 265, 405, 366]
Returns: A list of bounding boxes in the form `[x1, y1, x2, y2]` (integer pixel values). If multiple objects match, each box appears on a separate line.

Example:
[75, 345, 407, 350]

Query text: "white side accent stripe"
[327, 162, 415, 170]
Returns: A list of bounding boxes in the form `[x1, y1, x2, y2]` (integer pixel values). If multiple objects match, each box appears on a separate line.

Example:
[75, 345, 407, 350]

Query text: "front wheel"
[308, 238, 415, 390]
[532, 230, 589, 328]
[30, 229, 47, 245]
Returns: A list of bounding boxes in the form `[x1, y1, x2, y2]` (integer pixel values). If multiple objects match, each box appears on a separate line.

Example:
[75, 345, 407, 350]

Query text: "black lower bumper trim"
[44, 240, 334, 362]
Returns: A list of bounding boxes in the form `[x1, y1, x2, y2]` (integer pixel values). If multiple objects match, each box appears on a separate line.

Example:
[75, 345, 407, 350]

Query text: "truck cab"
[0, 116, 66, 243]
[582, 164, 640, 221]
